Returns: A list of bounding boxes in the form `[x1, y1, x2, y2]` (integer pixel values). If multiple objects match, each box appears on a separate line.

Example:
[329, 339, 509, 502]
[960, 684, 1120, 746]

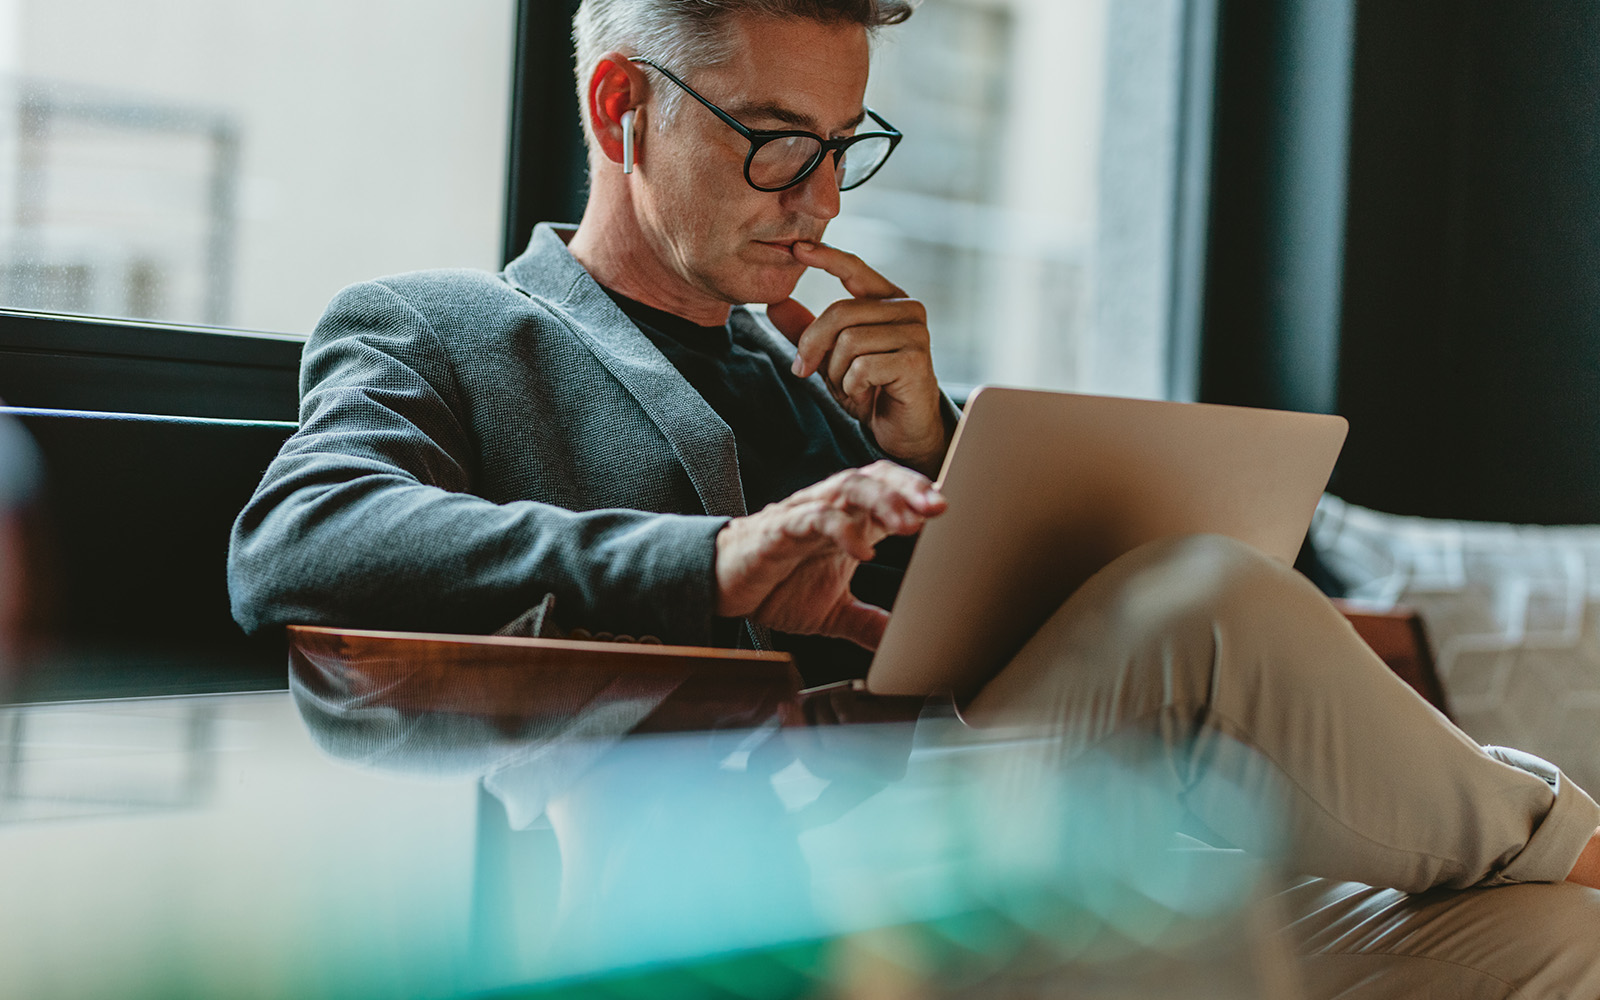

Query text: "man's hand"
[716, 461, 946, 651]
[767, 242, 948, 478]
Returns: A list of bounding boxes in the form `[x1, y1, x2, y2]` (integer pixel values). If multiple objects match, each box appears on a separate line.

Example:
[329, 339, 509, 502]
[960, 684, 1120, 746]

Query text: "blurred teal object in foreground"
[0, 687, 1294, 999]
[497, 729, 1290, 998]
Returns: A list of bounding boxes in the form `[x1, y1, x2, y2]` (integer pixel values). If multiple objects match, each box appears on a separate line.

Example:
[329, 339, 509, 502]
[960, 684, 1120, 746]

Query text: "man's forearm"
[230, 459, 728, 643]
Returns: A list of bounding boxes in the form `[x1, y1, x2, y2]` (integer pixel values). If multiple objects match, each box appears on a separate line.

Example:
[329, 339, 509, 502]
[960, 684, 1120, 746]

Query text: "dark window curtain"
[1336, 0, 1600, 524]
[1197, 0, 1354, 418]
[1200, 0, 1600, 526]
[1203, 0, 1600, 521]
[503, 0, 589, 264]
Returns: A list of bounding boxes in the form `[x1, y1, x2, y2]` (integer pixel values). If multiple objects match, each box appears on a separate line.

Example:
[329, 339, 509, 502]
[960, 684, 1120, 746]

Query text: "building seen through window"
[796, 0, 1187, 398]
[0, 0, 514, 335]
[0, 0, 1186, 399]
[1, 80, 237, 325]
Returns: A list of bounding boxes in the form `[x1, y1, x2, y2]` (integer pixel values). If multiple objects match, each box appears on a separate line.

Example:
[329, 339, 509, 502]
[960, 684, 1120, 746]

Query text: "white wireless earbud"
[621, 109, 637, 175]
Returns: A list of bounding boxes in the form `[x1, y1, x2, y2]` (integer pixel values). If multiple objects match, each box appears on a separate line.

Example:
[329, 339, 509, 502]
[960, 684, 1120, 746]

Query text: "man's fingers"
[852, 459, 944, 512]
[792, 241, 904, 300]
[823, 597, 891, 651]
[766, 297, 816, 345]
[837, 353, 899, 421]
[825, 324, 927, 393]
[781, 503, 881, 561]
[792, 297, 926, 379]
[846, 459, 945, 517]
[766, 462, 943, 564]
[754, 461, 946, 551]
[802, 463, 940, 533]
[715, 462, 946, 633]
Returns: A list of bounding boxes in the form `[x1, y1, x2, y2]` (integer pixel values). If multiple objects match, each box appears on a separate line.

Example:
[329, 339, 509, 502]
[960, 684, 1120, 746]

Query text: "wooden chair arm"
[1333, 600, 1452, 720]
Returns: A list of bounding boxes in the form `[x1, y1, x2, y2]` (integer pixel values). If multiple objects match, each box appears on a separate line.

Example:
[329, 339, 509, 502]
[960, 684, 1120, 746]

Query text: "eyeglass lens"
[749, 134, 895, 190]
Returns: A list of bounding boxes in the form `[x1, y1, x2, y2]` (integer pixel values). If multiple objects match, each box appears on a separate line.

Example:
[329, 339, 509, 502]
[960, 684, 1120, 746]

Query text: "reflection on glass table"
[0, 634, 1295, 1000]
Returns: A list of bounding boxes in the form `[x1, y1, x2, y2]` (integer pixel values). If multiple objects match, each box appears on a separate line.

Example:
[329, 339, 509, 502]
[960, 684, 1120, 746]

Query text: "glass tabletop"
[0, 655, 1294, 999]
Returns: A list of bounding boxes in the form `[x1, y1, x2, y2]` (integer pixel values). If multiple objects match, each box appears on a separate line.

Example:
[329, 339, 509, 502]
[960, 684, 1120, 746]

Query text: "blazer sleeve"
[227, 280, 728, 645]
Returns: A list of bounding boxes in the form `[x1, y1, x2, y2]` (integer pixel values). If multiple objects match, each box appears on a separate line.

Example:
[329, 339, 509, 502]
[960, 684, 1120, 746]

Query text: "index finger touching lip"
[793, 241, 905, 300]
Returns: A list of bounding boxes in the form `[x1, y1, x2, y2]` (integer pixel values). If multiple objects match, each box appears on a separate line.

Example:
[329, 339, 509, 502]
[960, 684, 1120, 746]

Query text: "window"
[0, 0, 515, 336]
[793, 0, 1193, 399]
[0, 0, 1204, 409]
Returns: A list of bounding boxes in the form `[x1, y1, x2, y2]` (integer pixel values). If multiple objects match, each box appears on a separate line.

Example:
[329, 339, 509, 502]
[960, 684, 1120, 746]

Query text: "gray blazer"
[228, 224, 889, 647]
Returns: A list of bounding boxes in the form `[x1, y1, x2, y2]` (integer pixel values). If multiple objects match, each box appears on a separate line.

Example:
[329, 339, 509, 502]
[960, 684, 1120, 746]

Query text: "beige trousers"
[966, 534, 1600, 999]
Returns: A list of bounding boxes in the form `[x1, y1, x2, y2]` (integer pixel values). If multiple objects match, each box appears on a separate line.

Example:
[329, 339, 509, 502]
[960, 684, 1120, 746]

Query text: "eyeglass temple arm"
[632, 56, 899, 141]
[628, 57, 755, 138]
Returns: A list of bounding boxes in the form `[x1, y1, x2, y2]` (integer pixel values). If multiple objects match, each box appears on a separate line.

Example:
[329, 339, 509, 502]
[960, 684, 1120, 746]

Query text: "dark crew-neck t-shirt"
[604, 288, 912, 684]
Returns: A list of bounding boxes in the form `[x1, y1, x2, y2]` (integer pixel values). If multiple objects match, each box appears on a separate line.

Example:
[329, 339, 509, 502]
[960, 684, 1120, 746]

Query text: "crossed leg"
[963, 534, 1600, 996]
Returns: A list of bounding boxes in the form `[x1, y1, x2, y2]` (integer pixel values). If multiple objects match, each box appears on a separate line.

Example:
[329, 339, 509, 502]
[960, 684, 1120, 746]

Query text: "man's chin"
[723, 266, 806, 307]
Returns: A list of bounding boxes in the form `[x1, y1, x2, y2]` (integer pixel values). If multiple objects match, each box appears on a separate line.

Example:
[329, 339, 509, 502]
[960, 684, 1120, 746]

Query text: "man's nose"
[781, 154, 842, 221]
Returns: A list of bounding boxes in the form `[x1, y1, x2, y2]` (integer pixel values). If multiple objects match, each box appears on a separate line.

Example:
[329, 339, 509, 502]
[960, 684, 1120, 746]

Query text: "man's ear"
[587, 53, 647, 170]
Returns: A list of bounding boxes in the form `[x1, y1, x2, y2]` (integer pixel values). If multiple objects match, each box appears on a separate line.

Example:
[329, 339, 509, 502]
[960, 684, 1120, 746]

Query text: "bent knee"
[1076, 533, 1344, 692]
[1002, 535, 1288, 677]
[1100, 533, 1292, 633]
[1139, 533, 1279, 584]
[975, 534, 1330, 722]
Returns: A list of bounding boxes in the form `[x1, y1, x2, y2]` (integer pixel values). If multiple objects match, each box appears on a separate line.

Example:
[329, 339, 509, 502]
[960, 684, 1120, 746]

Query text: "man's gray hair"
[572, 0, 914, 140]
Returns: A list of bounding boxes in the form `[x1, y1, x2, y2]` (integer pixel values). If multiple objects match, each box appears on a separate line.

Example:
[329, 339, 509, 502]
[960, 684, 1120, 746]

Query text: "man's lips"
[753, 238, 811, 257]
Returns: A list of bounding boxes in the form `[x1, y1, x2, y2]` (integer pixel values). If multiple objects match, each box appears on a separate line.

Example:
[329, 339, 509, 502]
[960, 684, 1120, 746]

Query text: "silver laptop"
[866, 386, 1348, 700]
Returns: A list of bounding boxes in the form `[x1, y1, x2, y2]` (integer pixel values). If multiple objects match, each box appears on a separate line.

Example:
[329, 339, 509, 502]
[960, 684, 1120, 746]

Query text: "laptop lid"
[865, 387, 1348, 700]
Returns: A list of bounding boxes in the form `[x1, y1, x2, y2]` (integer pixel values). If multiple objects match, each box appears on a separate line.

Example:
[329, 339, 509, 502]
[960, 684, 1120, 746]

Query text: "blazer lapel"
[504, 225, 748, 520]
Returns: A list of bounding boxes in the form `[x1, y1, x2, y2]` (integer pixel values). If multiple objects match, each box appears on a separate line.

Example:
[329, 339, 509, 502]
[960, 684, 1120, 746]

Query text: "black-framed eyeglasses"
[631, 57, 903, 193]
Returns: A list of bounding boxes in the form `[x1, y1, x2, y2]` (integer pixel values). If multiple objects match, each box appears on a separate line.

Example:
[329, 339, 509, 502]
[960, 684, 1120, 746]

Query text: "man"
[230, 0, 1600, 993]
